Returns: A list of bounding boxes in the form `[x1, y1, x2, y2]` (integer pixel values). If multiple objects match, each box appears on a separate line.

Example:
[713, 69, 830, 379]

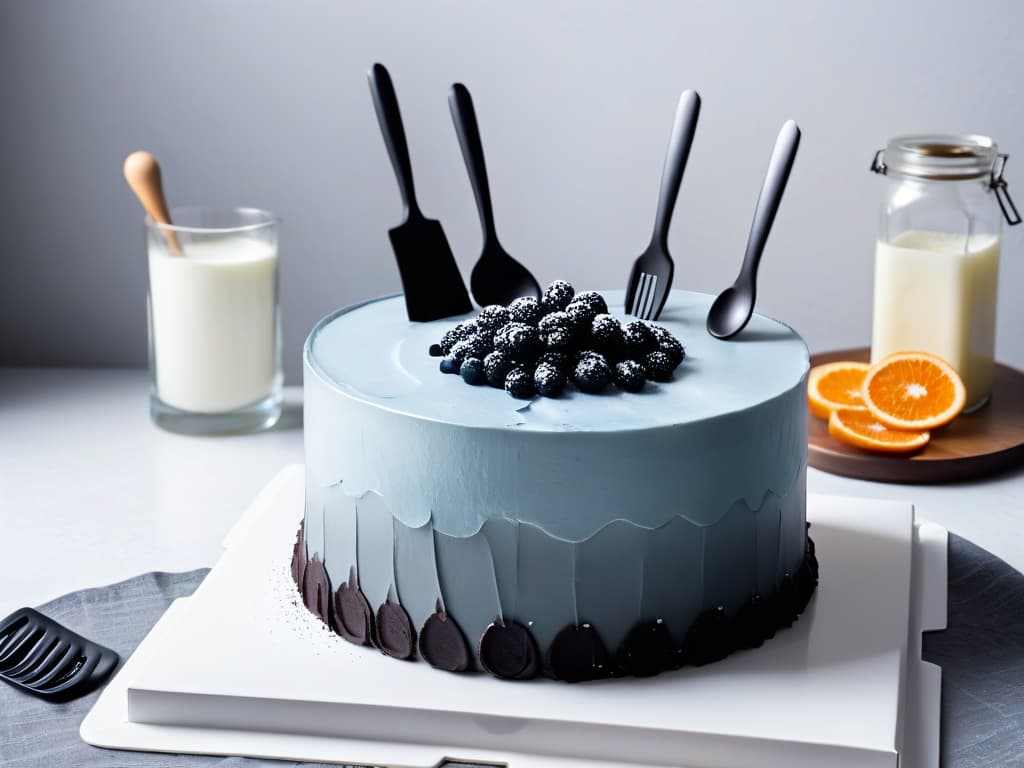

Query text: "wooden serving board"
[808, 348, 1024, 484]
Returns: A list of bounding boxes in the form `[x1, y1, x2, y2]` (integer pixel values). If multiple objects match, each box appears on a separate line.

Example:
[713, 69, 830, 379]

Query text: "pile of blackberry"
[428, 281, 685, 399]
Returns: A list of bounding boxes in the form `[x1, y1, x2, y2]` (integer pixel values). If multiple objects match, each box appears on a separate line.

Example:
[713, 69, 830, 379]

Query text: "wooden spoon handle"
[123, 151, 182, 255]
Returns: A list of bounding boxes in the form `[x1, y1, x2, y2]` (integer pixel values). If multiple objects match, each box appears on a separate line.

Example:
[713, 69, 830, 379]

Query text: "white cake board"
[81, 465, 946, 768]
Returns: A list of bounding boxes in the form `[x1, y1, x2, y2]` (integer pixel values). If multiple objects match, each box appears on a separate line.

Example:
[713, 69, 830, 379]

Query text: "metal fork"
[625, 89, 701, 321]
[0, 607, 118, 701]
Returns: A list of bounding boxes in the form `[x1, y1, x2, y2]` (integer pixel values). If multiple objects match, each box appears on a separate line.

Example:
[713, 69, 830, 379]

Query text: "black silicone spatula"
[448, 82, 541, 306]
[0, 607, 119, 702]
[368, 63, 472, 322]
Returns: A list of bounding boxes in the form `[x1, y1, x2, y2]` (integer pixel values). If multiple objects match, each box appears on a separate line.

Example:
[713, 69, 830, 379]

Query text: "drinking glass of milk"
[870, 134, 1020, 411]
[146, 207, 282, 434]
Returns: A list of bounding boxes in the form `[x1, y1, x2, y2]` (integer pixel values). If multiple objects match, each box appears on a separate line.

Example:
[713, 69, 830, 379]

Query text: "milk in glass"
[148, 237, 279, 413]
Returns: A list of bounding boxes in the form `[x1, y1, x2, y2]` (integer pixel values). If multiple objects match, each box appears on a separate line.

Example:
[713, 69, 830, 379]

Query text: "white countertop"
[1, 366, 1022, 618]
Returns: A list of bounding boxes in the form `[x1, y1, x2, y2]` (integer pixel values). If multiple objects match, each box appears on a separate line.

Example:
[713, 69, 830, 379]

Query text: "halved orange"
[862, 351, 966, 431]
[828, 408, 930, 454]
[808, 361, 871, 419]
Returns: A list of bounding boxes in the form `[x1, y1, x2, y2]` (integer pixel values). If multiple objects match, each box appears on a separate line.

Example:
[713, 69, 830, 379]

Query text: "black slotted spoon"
[0, 607, 119, 701]
[625, 89, 702, 321]
[448, 82, 541, 306]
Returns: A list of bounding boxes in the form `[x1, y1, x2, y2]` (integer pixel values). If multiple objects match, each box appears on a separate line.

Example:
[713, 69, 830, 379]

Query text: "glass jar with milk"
[146, 207, 282, 434]
[870, 135, 1020, 411]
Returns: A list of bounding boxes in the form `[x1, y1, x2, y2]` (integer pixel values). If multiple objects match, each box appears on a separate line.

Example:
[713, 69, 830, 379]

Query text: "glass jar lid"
[875, 134, 998, 180]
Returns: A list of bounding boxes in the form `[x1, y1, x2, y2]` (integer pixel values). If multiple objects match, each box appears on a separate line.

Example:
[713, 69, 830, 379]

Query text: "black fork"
[625, 89, 701, 321]
[0, 608, 119, 702]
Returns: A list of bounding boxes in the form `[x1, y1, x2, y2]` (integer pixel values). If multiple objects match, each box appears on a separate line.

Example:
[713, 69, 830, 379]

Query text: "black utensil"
[707, 120, 801, 340]
[625, 89, 702, 321]
[0, 607, 119, 702]
[368, 63, 473, 322]
[448, 82, 541, 307]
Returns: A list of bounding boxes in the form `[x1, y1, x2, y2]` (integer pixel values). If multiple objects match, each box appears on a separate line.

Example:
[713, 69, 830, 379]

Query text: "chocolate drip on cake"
[291, 521, 307, 587]
[618, 620, 676, 677]
[302, 556, 332, 626]
[775, 572, 801, 628]
[479, 618, 540, 680]
[732, 594, 774, 649]
[684, 606, 732, 666]
[332, 566, 376, 647]
[419, 600, 470, 673]
[376, 596, 416, 660]
[548, 622, 611, 682]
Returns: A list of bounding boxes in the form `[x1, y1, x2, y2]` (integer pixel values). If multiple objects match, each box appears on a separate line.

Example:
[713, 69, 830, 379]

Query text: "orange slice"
[808, 361, 871, 419]
[828, 408, 930, 453]
[862, 351, 966, 431]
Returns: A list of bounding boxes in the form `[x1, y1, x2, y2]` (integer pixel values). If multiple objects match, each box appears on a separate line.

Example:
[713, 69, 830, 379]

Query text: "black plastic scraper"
[0, 607, 119, 702]
[368, 63, 473, 322]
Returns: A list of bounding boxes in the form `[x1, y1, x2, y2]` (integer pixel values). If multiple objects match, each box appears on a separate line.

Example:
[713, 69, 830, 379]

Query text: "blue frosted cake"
[294, 286, 816, 681]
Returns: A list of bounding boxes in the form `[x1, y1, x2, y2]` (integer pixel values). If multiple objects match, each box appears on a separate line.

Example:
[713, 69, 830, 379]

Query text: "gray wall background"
[2, 0, 1023, 383]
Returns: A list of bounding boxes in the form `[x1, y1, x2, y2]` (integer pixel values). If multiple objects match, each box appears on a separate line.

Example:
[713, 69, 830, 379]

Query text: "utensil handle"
[368, 63, 420, 218]
[449, 83, 497, 244]
[122, 151, 182, 255]
[651, 90, 701, 249]
[739, 120, 801, 281]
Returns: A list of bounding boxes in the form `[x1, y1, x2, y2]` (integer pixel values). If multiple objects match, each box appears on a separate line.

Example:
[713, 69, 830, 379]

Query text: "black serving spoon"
[707, 120, 800, 339]
[449, 82, 541, 306]
[0, 607, 119, 702]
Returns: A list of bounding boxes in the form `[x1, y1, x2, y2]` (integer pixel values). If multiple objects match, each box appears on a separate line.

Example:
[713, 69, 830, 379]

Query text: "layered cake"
[294, 286, 816, 682]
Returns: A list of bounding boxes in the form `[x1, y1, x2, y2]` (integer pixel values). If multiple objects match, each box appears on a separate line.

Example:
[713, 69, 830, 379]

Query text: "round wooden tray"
[808, 348, 1024, 484]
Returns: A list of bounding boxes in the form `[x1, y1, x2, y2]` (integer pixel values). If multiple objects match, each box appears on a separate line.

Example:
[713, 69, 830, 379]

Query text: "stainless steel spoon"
[707, 120, 800, 339]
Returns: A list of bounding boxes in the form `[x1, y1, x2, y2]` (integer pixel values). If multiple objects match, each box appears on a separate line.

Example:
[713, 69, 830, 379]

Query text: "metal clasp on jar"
[869, 149, 887, 175]
[990, 154, 1021, 226]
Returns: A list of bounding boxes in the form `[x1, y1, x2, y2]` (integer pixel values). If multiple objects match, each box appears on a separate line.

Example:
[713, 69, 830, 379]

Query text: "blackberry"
[450, 335, 489, 363]
[541, 280, 575, 313]
[459, 357, 486, 385]
[644, 350, 675, 382]
[508, 296, 542, 326]
[614, 360, 646, 392]
[574, 291, 608, 316]
[573, 348, 604, 366]
[590, 314, 625, 360]
[538, 351, 569, 372]
[484, 351, 513, 388]
[622, 320, 655, 356]
[439, 321, 476, 354]
[538, 311, 571, 335]
[574, 355, 612, 393]
[476, 304, 510, 335]
[645, 323, 676, 347]
[504, 367, 535, 399]
[544, 328, 573, 352]
[439, 356, 460, 374]
[565, 300, 598, 334]
[533, 362, 566, 397]
[428, 343, 443, 357]
[657, 334, 685, 368]
[494, 322, 541, 363]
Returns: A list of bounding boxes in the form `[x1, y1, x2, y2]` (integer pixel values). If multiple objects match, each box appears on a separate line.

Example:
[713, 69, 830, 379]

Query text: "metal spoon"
[707, 120, 800, 339]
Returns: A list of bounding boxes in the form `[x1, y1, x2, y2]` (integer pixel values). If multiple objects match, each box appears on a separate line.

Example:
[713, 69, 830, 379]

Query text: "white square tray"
[81, 465, 946, 768]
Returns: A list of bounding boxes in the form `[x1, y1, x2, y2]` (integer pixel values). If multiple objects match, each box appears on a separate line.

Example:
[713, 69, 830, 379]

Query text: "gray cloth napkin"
[1, 535, 1021, 768]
